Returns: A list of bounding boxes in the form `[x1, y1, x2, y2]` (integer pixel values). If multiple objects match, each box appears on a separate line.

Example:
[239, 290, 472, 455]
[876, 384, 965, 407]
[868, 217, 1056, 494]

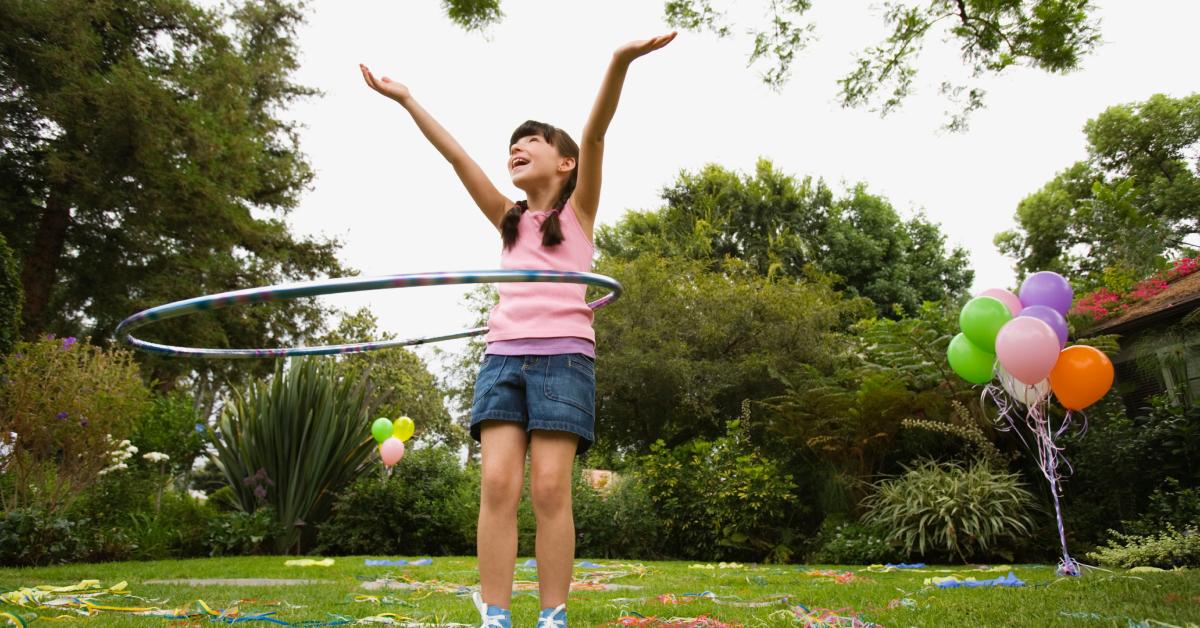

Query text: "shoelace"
[474, 592, 510, 628]
[536, 605, 566, 628]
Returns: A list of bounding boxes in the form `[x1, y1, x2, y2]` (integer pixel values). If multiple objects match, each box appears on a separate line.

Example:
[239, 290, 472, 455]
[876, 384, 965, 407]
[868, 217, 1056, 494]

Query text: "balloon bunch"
[371, 416, 415, 469]
[947, 271, 1115, 577]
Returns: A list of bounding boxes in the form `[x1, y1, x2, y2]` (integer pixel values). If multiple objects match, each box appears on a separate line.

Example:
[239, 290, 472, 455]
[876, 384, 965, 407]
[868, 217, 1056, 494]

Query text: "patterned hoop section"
[116, 269, 622, 358]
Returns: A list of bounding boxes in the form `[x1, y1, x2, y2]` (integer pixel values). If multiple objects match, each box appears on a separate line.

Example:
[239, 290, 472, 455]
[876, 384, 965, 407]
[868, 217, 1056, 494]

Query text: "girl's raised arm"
[360, 64, 512, 229]
[571, 33, 676, 227]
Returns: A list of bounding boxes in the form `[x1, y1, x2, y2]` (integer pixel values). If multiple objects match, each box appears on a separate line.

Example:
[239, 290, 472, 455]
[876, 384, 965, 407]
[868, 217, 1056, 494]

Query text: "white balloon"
[997, 364, 1050, 406]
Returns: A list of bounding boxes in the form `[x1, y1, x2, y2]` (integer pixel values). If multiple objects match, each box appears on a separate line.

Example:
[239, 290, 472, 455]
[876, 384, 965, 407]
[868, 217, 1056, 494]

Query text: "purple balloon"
[1019, 305, 1069, 349]
[1019, 271, 1073, 316]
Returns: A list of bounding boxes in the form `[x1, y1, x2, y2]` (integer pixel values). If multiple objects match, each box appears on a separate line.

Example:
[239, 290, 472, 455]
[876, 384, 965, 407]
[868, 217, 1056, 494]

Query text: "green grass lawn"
[2, 556, 1198, 627]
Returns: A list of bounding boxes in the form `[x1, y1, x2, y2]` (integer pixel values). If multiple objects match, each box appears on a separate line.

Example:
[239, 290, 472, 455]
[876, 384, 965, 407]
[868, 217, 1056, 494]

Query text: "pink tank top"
[485, 200, 595, 344]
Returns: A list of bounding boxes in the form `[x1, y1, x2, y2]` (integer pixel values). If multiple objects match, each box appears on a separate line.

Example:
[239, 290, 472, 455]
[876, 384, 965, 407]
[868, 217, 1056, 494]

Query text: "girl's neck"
[524, 186, 563, 211]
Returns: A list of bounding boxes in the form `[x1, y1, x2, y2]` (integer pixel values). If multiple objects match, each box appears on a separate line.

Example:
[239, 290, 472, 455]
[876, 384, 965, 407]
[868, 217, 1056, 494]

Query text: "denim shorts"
[469, 353, 596, 455]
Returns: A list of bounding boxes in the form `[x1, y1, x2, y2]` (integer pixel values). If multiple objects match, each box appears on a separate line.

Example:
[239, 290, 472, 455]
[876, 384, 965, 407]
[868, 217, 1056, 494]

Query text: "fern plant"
[208, 358, 375, 553]
[862, 459, 1036, 562]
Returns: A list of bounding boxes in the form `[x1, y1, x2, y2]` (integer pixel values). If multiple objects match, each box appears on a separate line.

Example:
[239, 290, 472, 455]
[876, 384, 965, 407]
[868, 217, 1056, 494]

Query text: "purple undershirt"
[486, 337, 596, 359]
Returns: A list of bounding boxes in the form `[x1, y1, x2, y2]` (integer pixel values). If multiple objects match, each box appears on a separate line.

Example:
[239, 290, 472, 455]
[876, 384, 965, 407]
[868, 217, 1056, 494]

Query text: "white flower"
[143, 452, 170, 463]
[188, 489, 208, 502]
[126, 445, 138, 454]
[118, 440, 131, 448]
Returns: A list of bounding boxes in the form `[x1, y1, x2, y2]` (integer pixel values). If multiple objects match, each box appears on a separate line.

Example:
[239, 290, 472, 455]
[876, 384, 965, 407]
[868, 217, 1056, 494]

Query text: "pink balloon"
[978, 288, 1023, 317]
[380, 437, 405, 467]
[995, 317, 1061, 385]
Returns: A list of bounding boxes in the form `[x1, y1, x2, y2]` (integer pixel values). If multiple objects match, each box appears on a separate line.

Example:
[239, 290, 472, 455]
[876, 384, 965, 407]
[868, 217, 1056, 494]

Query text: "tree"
[0, 0, 347, 387]
[0, 233, 19, 355]
[590, 254, 863, 454]
[597, 159, 973, 317]
[437, 1, 1101, 130]
[320, 309, 461, 448]
[995, 93, 1200, 291]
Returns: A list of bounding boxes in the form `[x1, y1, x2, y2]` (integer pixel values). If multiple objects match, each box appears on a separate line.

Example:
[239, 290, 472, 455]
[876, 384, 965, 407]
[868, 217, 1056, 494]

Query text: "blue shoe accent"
[537, 604, 567, 628]
[472, 592, 511, 628]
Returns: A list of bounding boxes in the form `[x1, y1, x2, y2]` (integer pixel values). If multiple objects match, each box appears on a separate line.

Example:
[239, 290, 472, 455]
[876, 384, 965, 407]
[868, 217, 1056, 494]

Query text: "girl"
[360, 31, 675, 628]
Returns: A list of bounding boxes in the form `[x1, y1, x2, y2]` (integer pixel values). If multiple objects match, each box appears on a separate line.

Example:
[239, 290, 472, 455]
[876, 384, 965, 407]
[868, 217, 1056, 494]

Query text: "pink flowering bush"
[1071, 257, 1199, 324]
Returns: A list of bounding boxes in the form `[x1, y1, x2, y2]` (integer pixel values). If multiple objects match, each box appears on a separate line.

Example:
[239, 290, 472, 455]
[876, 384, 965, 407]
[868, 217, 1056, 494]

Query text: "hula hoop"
[115, 269, 622, 358]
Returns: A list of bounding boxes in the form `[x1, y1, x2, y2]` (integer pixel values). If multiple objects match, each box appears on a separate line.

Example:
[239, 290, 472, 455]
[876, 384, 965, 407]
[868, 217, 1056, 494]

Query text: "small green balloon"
[371, 418, 393, 444]
[947, 333, 996, 385]
[959, 296, 1012, 353]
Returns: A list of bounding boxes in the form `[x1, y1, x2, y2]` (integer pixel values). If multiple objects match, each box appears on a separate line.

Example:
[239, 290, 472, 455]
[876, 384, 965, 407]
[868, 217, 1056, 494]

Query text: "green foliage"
[0, 337, 150, 515]
[862, 460, 1037, 562]
[997, 93, 1200, 287]
[597, 160, 972, 318]
[1121, 479, 1200, 538]
[207, 358, 375, 553]
[206, 507, 282, 557]
[1087, 525, 1200, 569]
[593, 254, 853, 452]
[322, 309, 459, 447]
[125, 491, 217, 560]
[840, 0, 1099, 130]
[0, 507, 85, 566]
[439, 1, 1099, 126]
[573, 471, 663, 560]
[638, 414, 803, 562]
[0, 0, 347, 388]
[316, 447, 477, 556]
[442, 0, 502, 32]
[807, 517, 900, 565]
[0, 233, 20, 355]
[132, 391, 207, 477]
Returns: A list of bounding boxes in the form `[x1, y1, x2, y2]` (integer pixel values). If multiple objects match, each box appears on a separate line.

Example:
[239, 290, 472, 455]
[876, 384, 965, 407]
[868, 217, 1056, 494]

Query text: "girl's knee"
[480, 468, 523, 512]
[530, 472, 571, 516]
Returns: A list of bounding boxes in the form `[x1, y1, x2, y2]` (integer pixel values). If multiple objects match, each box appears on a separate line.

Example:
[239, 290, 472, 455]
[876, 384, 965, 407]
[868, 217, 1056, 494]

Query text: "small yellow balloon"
[392, 416, 415, 442]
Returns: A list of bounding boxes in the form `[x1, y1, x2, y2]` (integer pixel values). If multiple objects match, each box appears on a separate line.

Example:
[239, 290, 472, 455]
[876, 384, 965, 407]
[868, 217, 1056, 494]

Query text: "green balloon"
[947, 333, 996, 384]
[959, 296, 1012, 353]
[371, 417, 393, 444]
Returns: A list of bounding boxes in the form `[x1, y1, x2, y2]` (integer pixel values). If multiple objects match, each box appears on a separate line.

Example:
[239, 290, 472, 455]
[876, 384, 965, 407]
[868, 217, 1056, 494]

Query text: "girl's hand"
[614, 32, 677, 66]
[359, 64, 411, 104]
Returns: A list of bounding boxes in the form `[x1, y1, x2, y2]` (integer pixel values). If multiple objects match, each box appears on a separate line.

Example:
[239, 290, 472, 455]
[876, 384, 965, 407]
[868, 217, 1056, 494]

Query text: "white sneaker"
[537, 604, 567, 628]
[472, 591, 512, 628]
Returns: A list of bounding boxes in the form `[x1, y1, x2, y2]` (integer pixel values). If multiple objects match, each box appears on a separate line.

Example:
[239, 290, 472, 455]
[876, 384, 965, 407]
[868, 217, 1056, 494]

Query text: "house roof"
[1084, 270, 1200, 336]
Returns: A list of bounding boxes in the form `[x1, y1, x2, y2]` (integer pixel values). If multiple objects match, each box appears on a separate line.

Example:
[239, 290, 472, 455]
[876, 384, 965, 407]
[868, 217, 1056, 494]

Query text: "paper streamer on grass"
[986, 381, 1085, 576]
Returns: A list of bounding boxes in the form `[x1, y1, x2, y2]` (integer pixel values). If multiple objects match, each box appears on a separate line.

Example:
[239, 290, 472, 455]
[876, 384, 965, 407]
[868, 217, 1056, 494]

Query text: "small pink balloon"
[380, 437, 405, 467]
[995, 317, 1061, 385]
[978, 288, 1023, 317]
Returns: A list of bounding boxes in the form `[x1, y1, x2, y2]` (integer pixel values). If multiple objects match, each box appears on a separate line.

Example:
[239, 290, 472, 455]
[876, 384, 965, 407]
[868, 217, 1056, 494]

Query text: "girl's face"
[508, 134, 574, 190]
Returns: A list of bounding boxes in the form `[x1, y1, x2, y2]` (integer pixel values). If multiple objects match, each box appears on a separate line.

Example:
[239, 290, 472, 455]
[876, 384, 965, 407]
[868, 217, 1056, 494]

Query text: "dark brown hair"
[501, 120, 579, 250]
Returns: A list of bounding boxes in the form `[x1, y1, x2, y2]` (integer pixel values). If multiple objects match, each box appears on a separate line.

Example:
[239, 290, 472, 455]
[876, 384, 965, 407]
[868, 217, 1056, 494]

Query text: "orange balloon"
[1048, 345, 1114, 410]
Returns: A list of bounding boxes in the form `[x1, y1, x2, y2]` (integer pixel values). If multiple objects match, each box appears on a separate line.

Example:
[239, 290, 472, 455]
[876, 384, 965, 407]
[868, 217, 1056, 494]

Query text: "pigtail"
[501, 200, 527, 250]
[538, 167, 577, 248]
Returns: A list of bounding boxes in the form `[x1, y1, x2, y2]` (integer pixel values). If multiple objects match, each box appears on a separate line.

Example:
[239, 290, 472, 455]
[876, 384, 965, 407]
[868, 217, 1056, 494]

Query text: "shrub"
[0, 507, 85, 566]
[0, 337, 150, 515]
[0, 233, 20, 355]
[807, 517, 901, 565]
[317, 446, 475, 556]
[132, 391, 207, 478]
[208, 358, 376, 553]
[639, 417, 799, 562]
[1122, 479, 1200, 538]
[862, 459, 1037, 562]
[574, 471, 663, 560]
[1087, 525, 1200, 569]
[206, 507, 281, 556]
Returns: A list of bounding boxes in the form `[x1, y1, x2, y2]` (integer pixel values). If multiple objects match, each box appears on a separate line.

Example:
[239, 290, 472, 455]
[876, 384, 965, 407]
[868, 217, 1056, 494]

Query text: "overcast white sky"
[277, 1, 1200, 370]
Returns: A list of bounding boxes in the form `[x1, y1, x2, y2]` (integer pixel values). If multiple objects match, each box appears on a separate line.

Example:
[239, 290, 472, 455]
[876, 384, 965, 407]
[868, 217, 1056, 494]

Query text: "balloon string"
[983, 384, 1081, 576]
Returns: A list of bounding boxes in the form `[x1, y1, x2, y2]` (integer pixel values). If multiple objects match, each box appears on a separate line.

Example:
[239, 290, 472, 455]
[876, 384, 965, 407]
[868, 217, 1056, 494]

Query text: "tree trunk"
[19, 193, 70, 336]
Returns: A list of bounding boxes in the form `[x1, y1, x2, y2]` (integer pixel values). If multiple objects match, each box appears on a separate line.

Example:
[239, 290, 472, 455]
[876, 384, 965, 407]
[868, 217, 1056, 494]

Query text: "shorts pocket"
[544, 355, 595, 416]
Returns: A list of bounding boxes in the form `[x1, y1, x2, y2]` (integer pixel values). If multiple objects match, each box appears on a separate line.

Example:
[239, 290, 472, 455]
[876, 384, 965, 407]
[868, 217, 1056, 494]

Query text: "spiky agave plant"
[209, 358, 376, 553]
